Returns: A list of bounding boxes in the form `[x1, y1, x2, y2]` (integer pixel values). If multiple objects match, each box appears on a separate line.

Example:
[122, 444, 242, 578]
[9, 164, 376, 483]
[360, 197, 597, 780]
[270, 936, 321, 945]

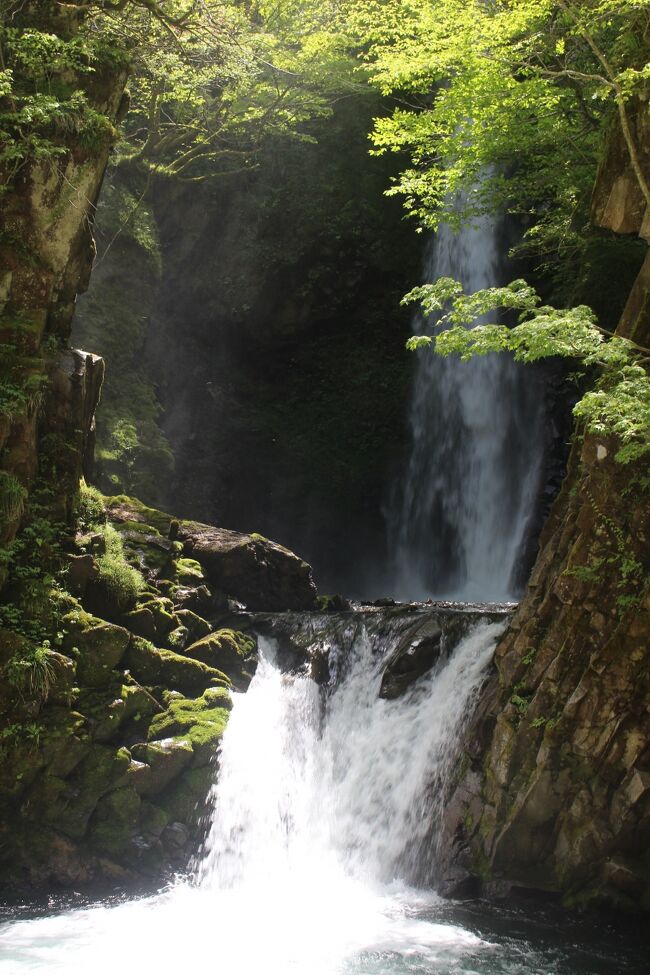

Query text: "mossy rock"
[64, 619, 131, 687]
[139, 800, 170, 837]
[0, 735, 49, 803]
[89, 820, 134, 858]
[104, 495, 173, 536]
[75, 687, 126, 743]
[137, 597, 177, 636]
[123, 637, 231, 697]
[175, 609, 211, 642]
[147, 688, 231, 768]
[122, 606, 157, 642]
[130, 738, 194, 795]
[157, 765, 214, 824]
[121, 532, 175, 575]
[166, 625, 189, 651]
[121, 682, 159, 724]
[184, 628, 256, 686]
[175, 557, 205, 584]
[94, 785, 141, 825]
[31, 744, 132, 839]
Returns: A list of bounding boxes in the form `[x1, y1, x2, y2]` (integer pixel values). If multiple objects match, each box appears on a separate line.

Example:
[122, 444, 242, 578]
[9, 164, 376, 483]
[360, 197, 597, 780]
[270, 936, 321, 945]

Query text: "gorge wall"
[440, 112, 650, 911]
[72, 98, 422, 596]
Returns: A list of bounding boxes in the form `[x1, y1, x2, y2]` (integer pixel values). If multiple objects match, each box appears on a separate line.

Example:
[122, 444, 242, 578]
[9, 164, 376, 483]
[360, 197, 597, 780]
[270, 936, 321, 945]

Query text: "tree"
[347, 0, 650, 268]
[0, 0, 357, 190]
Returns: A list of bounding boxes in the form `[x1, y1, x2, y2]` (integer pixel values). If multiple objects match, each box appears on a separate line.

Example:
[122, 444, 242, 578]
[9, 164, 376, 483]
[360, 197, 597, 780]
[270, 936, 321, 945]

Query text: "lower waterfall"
[0, 613, 643, 974]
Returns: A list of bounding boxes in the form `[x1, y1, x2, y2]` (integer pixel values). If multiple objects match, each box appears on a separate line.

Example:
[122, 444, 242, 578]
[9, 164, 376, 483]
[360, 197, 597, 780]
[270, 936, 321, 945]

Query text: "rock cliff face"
[0, 4, 128, 555]
[440, 115, 650, 911]
[0, 490, 317, 893]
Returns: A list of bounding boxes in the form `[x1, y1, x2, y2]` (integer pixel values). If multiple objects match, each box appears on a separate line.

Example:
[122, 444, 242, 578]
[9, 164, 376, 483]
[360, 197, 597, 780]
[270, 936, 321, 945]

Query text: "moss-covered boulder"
[29, 744, 132, 840]
[175, 609, 211, 642]
[64, 619, 131, 687]
[130, 738, 194, 795]
[157, 765, 214, 824]
[123, 637, 231, 696]
[148, 687, 232, 767]
[185, 628, 256, 688]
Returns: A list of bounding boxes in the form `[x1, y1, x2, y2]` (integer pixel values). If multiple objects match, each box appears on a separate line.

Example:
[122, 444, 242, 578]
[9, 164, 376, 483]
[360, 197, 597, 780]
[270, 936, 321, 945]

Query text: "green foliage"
[6, 640, 56, 703]
[0, 472, 27, 528]
[85, 0, 357, 183]
[77, 480, 107, 530]
[348, 0, 650, 269]
[0, 25, 119, 185]
[405, 278, 650, 463]
[95, 523, 145, 610]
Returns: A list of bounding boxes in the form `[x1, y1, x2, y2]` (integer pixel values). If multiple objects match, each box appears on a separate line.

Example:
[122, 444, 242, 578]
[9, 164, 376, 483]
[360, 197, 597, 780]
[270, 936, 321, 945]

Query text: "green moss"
[175, 557, 204, 583]
[104, 495, 173, 535]
[123, 636, 231, 696]
[185, 629, 255, 676]
[148, 688, 231, 765]
[94, 524, 145, 611]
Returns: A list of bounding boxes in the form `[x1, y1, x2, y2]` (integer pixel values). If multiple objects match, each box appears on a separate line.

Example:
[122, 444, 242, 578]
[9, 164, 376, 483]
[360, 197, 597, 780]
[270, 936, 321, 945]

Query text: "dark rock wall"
[0, 6, 128, 552]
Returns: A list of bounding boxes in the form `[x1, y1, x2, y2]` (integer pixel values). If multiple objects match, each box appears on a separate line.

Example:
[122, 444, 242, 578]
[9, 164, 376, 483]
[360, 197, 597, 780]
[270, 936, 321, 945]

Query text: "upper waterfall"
[387, 210, 546, 602]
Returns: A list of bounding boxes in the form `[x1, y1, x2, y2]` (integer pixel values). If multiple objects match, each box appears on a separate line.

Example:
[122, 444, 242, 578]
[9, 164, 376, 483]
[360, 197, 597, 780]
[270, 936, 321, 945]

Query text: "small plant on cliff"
[95, 524, 145, 610]
[405, 278, 650, 464]
[6, 640, 56, 703]
[0, 472, 27, 529]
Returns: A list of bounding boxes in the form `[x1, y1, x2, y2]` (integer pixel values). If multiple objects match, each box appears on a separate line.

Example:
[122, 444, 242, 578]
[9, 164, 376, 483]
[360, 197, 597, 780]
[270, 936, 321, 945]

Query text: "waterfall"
[387, 211, 545, 602]
[0, 614, 500, 974]
[198, 618, 501, 893]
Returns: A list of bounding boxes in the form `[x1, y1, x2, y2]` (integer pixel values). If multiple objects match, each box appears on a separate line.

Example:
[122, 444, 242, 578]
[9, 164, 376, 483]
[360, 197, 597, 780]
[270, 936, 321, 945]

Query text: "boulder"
[177, 520, 317, 611]
[64, 621, 131, 687]
[184, 628, 256, 686]
[130, 738, 194, 795]
[147, 687, 232, 767]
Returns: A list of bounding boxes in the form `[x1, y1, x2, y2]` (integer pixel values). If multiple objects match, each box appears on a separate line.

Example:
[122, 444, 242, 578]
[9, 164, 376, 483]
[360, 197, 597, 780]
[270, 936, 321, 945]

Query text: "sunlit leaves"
[407, 277, 650, 462]
[346, 0, 649, 249]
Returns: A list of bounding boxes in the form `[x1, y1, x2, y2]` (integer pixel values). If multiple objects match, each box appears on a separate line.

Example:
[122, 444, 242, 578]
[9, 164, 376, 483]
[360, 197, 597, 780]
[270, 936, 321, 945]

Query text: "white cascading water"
[0, 619, 503, 975]
[388, 210, 545, 602]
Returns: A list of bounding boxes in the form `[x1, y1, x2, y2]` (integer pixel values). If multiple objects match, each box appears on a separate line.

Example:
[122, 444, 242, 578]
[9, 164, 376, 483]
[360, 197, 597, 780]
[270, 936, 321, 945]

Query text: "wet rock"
[379, 615, 470, 699]
[162, 821, 189, 853]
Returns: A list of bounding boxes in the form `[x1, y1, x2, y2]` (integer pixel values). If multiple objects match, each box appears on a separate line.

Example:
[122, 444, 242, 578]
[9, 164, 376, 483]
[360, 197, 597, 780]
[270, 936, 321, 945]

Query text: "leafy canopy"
[0, 0, 358, 186]
[347, 0, 650, 257]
